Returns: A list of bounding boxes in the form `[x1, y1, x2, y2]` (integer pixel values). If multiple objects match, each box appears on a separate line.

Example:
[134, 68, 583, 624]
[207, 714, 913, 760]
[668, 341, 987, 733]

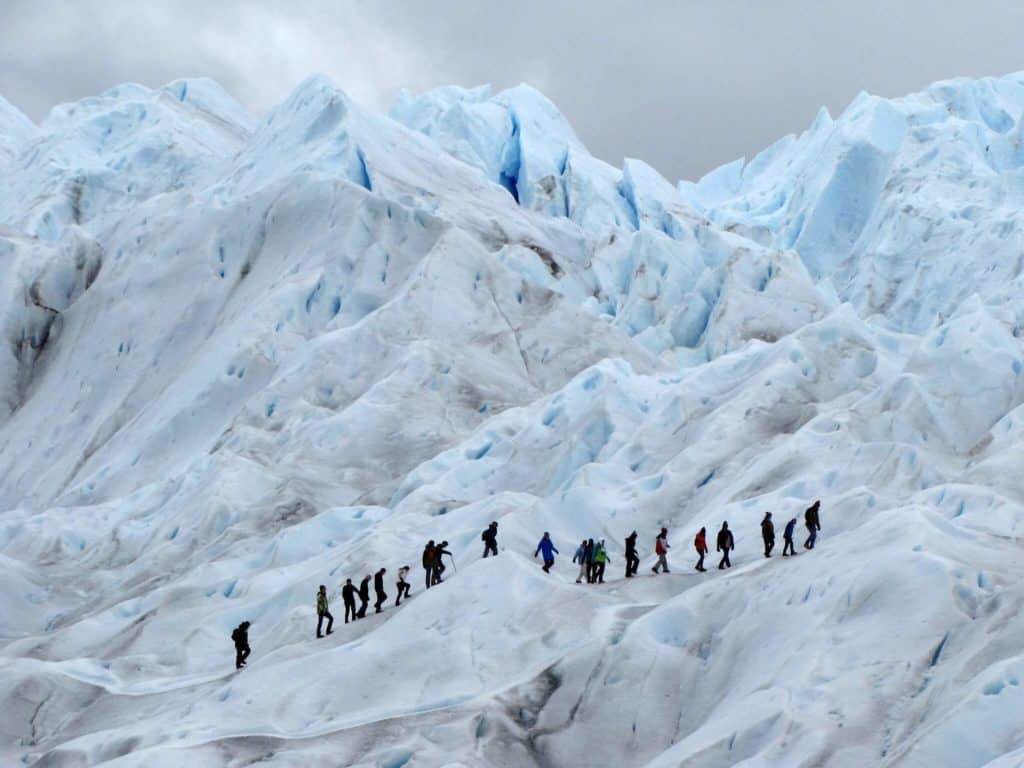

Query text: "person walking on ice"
[481, 521, 499, 558]
[316, 585, 334, 638]
[342, 578, 358, 623]
[373, 568, 388, 614]
[423, 541, 437, 589]
[535, 532, 559, 573]
[395, 566, 411, 606]
[804, 501, 822, 550]
[432, 541, 452, 585]
[231, 621, 251, 670]
[573, 539, 588, 583]
[694, 526, 708, 572]
[584, 538, 596, 583]
[717, 521, 735, 569]
[593, 539, 609, 583]
[761, 512, 775, 558]
[624, 530, 640, 578]
[357, 575, 371, 618]
[652, 527, 670, 574]
[782, 518, 797, 556]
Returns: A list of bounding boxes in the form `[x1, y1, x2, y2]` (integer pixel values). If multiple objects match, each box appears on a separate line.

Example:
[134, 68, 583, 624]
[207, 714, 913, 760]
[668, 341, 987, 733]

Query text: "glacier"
[2, 70, 1024, 767]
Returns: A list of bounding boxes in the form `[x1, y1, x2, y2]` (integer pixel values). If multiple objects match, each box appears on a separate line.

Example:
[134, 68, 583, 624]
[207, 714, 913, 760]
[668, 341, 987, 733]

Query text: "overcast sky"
[2, 1, 1023, 180]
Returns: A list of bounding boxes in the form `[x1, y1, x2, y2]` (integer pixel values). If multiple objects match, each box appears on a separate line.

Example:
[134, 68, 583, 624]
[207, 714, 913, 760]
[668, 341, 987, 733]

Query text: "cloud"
[2, 0, 1023, 180]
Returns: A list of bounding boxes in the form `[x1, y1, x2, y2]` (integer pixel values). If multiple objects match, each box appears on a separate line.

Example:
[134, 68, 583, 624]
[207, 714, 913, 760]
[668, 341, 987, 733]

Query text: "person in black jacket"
[231, 621, 251, 669]
[482, 521, 499, 558]
[373, 568, 388, 613]
[584, 538, 596, 583]
[761, 512, 775, 558]
[342, 578, 358, 622]
[357, 575, 371, 618]
[432, 541, 452, 585]
[804, 501, 822, 549]
[717, 521, 734, 569]
[624, 531, 640, 578]
[423, 541, 436, 589]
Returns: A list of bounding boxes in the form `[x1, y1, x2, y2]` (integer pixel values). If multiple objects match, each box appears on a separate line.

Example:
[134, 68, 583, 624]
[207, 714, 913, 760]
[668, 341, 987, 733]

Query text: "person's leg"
[718, 552, 726, 569]
[696, 551, 703, 571]
[577, 562, 586, 583]
[325, 611, 334, 634]
[317, 613, 325, 637]
[726, 551, 732, 568]
[235, 648, 243, 669]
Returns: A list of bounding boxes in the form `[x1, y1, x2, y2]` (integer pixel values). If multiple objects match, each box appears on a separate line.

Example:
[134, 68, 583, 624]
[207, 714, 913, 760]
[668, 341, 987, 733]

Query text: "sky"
[2, 0, 1023, 181]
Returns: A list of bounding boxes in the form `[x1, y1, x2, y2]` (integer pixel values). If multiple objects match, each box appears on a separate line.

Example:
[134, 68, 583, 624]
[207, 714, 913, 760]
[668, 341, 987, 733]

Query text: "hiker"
[717, 522, 734, 569]
[534, 532, 559, 573]
[624, 530, 640, 578]
[482, 521, 499, 558]
[761, 512, 775, 558]
[652, 527, 670, 574]
[374, 568, 388, 613]
[357, 575, 371, 618]
[432, 541, 452, 585]
[694, 526, 708, 572]
[593, 539, 609, 583]
[585, 538, 596, 583]
[342, 578, 358, 622]
[316, 585, 334, 638]
[782, 518, 797, 556]
[231, 621, 251, 669]
[804, 501, 822, 549]
[573, 539, 588, 583]
[423, 540, 437, 589]
[395, 566, 411, 606]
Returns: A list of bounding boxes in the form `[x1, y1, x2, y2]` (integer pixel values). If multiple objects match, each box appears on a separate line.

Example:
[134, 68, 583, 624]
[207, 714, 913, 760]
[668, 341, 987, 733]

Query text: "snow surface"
[2, 71, 1024, 767]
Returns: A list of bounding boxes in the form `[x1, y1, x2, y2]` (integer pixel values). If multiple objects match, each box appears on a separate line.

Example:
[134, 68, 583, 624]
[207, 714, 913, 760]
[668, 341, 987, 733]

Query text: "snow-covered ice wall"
[3, 71, 1024, 767]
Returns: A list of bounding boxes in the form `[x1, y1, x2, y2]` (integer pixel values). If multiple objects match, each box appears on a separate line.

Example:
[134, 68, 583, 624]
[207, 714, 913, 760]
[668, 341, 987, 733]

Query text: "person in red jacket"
[652, 527, 670, 574]
[694, 527, 708, 572]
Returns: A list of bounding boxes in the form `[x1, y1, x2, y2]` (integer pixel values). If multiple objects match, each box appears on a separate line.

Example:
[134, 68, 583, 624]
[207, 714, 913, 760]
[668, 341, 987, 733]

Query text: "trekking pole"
[448, 553, 457, 572]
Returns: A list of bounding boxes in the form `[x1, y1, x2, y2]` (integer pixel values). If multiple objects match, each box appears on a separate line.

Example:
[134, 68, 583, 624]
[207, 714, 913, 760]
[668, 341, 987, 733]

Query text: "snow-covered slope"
[3, 71, 1024, 768]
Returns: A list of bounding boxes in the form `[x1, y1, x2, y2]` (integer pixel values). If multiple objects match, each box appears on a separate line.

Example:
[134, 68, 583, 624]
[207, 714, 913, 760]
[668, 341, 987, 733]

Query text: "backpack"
[231, 628, 241, 643]
[655, 536, 666, 555]
[481, 530, 487, 542]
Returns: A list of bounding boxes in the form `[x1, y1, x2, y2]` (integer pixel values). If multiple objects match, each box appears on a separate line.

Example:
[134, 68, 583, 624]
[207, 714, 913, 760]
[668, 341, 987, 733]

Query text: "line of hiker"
[536, 500, 823, 579]
[231, 501, 823, 668]
[312, 564, 413, 640]
[570, 537, 612, 583]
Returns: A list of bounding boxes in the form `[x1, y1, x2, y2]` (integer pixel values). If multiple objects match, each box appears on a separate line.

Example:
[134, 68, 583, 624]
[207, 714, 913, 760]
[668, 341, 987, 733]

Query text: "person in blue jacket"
[782, 518, 798, 556]
[534, 532, 560, 573]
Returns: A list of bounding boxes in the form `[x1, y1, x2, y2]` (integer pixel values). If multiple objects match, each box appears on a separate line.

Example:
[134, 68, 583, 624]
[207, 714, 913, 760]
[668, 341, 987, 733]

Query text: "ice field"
[3, 71, 1024, 766]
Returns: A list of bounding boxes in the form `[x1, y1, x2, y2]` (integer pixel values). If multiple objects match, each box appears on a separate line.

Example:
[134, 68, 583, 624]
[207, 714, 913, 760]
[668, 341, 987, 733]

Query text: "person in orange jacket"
[694, 526, 708, 572]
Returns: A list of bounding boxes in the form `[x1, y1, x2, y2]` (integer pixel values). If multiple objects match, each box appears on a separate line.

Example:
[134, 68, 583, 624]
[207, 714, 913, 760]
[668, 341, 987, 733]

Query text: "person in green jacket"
[316, 585, 334, 638]
[593, 540, 610, 583]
